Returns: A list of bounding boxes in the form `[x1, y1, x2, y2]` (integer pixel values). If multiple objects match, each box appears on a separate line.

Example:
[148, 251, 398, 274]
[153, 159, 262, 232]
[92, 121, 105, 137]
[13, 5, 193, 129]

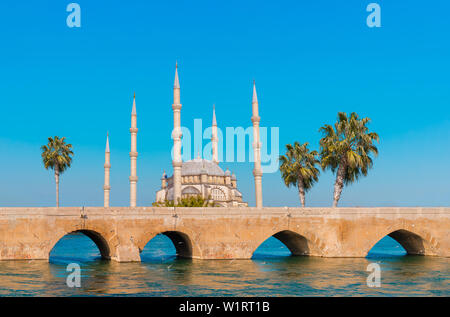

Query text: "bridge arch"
[138, 228, 201, 259]
[365, 227, 438, 256]
[252, 230, 324, 257]
[49, 229, 111, 260]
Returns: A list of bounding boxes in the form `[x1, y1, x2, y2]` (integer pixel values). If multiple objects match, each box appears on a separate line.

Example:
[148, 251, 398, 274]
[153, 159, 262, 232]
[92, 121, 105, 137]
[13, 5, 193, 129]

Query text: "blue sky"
[0, 0, 449, 207]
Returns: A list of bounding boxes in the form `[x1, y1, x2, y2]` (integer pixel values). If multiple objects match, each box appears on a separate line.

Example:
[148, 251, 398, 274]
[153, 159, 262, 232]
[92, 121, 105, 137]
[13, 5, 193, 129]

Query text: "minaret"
[172, 62, 182, 203]
[251, 81, 263, 208]
[103, 132, 111, 208]
[129, 93, 138, 207]
[212, 105, 219, 164]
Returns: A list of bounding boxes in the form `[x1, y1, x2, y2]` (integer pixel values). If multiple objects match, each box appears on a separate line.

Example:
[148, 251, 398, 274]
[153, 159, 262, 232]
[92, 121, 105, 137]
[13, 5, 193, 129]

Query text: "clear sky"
[0, 0, 449, 207]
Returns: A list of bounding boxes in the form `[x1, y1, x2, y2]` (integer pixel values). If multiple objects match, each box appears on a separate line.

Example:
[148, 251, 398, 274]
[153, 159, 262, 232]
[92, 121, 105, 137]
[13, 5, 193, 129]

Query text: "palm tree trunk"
[333, 162, 346, 207]
[297, 178, 306, 207]
[55, 166, 60, 208]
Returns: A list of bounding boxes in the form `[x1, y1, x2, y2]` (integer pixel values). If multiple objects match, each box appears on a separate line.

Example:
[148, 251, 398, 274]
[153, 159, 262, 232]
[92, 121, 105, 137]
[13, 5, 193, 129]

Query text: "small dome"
[231, 173, 236, 180]
[181, 158, 224, 176]
[225, 168, 231, 176]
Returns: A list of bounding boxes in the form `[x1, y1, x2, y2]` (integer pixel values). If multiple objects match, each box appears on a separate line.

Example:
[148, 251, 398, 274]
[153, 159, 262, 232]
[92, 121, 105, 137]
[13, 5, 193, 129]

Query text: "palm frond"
[279, 142, 320, 192]
[41, 136, 74, 174]
[319, 111, 379, 186]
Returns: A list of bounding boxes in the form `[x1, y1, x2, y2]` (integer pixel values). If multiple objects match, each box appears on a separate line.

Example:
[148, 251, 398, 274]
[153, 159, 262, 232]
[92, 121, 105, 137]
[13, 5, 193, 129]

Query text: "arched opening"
[181, 186, 201, 198]
[211, 188, 226, 201]
[140, 231, 193, 262]
[252, 230, 317, 259]
[367, 229, 426, 257]
[49, 230, 110, 264]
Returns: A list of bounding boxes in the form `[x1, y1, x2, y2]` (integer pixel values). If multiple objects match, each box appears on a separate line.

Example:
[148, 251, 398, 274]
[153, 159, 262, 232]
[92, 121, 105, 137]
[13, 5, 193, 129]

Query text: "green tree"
[319, 112, 379, 207]
[152, 195, 218, 207]
[41, 136, 74, 207]
[279, 142, 320, 207]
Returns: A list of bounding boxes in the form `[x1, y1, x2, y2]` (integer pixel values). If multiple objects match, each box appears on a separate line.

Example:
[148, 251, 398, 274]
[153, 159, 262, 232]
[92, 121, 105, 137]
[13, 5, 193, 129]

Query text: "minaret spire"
[172, 62, 182, 203]
[104, 132, 111, 207]
[105, 132, 110, 153]
[251, 81, 263, 208]
[132, 92, 136, 115]
[130, 93, 138, 207]
[212, 104, 219, 164]
[174, 61, 180, 89]
[252, 80, 258, 104]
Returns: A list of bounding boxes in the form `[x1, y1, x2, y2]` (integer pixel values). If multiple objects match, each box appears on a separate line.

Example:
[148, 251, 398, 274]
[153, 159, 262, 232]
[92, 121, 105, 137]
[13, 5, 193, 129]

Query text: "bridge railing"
[0, 206, 448, 218]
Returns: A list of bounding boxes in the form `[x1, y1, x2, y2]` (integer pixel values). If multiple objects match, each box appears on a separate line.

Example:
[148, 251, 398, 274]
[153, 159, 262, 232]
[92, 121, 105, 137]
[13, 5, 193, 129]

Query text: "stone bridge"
[0, 207, 448, 262]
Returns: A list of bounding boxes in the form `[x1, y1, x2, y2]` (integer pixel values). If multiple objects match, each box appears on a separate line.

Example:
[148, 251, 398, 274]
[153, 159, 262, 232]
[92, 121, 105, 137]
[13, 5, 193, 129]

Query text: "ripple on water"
[0, 234, 448, 296]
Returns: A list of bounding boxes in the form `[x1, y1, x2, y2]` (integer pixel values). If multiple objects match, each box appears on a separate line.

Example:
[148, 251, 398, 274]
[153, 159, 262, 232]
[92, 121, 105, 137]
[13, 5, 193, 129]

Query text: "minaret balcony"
[172, 103, 182, 111]
[253, 169, 263, 177]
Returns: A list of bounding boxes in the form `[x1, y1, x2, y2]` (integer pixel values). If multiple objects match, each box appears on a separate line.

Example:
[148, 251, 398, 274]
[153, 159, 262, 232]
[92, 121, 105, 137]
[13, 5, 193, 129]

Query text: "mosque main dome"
[181, 158, 225, 177]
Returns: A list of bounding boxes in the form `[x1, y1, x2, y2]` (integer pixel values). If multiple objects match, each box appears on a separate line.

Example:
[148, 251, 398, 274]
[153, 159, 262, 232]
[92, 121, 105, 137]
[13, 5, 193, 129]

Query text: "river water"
[0, 233, 448, 296]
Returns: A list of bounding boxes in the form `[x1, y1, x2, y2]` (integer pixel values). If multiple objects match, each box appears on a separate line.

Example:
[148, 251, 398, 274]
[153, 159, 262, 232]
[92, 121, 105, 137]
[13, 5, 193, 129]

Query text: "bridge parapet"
[1, 206, 447, 217]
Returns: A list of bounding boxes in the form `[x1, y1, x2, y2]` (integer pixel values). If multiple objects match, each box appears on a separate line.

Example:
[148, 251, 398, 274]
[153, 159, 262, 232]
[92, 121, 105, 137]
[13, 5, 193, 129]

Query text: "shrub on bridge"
[152, 195, 218, 207]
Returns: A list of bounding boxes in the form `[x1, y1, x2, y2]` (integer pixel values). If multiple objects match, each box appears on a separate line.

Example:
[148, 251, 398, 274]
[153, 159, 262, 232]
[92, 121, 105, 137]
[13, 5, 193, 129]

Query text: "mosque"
[155, 154, 247, 207]
[102, 63, 263, 208]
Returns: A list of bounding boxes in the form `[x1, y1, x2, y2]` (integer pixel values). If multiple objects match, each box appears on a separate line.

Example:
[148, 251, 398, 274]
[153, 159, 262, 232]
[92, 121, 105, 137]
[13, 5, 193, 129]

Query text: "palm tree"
[319, 112, 379, 207]
[41, 136, 74, 207]
[279, 142, 320, 207]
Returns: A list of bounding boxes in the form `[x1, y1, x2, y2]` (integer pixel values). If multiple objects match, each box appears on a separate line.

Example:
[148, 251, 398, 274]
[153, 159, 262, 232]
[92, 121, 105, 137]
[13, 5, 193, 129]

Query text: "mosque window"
[211, 188, 226, 201]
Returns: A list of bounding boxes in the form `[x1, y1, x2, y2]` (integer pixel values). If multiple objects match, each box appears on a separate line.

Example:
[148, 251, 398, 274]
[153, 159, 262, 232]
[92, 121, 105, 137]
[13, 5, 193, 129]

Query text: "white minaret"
[104, 132, 111, 208]
[212, 104, 219, 164]
[251, 81, 263, 208]
[172, 63, 182, 203]
[129, 93, 138, 207]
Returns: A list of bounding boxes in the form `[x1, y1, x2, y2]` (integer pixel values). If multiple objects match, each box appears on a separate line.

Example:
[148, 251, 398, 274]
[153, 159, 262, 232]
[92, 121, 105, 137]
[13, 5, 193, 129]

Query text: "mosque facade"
[155, 157, 247, 207]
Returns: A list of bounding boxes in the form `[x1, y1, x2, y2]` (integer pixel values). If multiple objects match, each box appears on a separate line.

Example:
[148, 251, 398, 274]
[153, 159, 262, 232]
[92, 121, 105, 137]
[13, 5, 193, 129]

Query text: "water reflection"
[0, 234, 447, 296]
